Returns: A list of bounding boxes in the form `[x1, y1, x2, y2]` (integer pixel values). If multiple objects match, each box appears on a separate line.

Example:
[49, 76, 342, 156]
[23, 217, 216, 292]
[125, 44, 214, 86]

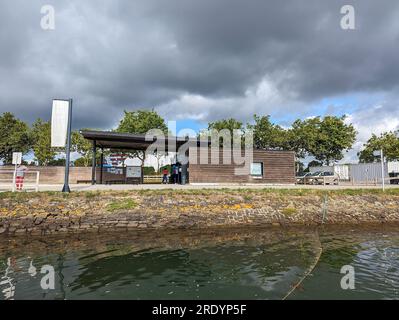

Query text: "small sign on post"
[12, 152, 22, 165]
[12, 152, 22, 192]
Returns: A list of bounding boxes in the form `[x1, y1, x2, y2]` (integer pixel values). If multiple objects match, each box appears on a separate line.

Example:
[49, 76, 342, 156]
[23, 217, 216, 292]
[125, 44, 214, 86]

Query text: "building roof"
[80, 130, 206, 151]
[80, 130, 295, 153]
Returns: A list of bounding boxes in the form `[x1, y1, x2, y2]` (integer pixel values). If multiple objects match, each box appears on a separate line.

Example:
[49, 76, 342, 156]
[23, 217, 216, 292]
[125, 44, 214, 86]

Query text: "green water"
[0, 226, 398, 300]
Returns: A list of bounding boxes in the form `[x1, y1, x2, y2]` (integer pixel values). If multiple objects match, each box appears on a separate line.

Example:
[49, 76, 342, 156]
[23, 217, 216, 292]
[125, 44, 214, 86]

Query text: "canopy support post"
[92, 140, 96, 185]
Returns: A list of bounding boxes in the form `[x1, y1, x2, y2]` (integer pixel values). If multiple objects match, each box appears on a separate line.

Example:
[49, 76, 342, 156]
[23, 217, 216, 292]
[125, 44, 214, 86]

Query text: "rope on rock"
[321, 195, 329, 224]
[282, 230, 323, 300]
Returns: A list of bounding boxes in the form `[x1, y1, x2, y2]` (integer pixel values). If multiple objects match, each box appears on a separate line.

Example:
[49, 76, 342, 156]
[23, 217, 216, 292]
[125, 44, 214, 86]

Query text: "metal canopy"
[80, 130, 202, 185]
[80, 130, 205, 151]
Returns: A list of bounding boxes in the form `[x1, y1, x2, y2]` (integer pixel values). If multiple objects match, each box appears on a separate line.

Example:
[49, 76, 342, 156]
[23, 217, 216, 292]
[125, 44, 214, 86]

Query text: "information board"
[126, 166, 142, 178]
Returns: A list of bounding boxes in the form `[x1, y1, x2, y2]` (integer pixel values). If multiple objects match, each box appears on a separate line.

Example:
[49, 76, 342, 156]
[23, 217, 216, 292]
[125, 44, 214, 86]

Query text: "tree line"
[0, 112, 94, 166]
[0, 110, 397, 168]
[0, 110, 168, 167]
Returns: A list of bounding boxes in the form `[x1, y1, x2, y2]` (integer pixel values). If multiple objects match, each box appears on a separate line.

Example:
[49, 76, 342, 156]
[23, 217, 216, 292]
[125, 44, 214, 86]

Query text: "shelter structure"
[80, 130, 296, 185]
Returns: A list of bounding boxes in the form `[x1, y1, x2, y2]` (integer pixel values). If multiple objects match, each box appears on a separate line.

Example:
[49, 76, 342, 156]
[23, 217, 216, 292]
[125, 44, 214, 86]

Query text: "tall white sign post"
[51, 99, 73, 193]
[373, 149, 385, 191]
[11, 152, 22, 192]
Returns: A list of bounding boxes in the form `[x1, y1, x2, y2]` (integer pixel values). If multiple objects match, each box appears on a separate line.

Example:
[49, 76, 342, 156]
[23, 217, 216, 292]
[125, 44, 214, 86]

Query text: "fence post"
[35, 171, 40, 192]
[12, 170, 16, 192]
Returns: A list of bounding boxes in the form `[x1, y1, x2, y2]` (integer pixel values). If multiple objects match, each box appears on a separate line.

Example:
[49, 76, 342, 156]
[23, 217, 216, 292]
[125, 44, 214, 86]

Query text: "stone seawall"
[1, 189, 399, 236]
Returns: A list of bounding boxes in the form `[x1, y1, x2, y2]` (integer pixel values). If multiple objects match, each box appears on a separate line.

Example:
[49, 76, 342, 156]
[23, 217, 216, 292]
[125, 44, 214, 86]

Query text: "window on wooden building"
[250, 162, 263, 177]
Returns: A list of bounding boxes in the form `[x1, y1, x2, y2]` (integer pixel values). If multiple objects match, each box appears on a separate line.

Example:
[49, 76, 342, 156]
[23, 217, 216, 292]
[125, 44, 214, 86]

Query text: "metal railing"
[0, 170, 40, 192]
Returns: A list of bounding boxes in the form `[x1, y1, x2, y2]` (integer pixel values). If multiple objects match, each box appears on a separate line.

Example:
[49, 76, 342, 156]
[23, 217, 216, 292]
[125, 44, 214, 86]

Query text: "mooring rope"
[282, 230, 323, 300]
[321, 195, 328, 224]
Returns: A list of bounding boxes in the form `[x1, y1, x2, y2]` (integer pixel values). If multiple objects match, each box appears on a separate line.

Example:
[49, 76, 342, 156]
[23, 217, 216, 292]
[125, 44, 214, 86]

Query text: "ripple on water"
[0, 226, 398, 300]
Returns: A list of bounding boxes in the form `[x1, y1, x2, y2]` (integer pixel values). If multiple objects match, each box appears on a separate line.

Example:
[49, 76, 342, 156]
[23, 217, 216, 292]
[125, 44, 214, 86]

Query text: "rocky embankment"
[1, 189, 399, 236]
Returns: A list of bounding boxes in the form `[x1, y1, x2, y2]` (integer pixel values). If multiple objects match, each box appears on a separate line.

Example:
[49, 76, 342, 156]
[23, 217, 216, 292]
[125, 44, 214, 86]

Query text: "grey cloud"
[0, 0, 399, 130]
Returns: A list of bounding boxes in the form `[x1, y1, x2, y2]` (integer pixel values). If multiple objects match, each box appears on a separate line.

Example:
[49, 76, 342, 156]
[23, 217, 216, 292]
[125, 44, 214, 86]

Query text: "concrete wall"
[2, 191, 399, 236]
[0, 166, 93, 184]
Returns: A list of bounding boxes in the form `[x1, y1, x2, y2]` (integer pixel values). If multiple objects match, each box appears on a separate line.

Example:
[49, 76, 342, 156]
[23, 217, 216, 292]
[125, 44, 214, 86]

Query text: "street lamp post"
[381, 149, 385, 192]
[51, 99, 73, 193]
[62, 99, 73, 193]
[373, 149, 385, 191]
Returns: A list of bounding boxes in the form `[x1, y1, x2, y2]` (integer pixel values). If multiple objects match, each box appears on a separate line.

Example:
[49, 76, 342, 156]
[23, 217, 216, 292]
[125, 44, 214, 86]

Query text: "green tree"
[296, 160, 305, 174]
[71, 130, 108, 167]
[306, 160, 323, 171]
[116, 110, 168, 166]
[288, 118, 319, 160]
[205, 118, 244, 146]
[0, 112, 32, 164]
[31, 119, 56, 165]
[73, 157, 87, 167]
[358, 132, 399, 162]
[71, 131, 94, 167]
[208, 118, 243, 134]
[290, 116, 356, 165]
[248, 115, 288, 150]
[47, 158, 66, 166]
[143, 166, 156, 175]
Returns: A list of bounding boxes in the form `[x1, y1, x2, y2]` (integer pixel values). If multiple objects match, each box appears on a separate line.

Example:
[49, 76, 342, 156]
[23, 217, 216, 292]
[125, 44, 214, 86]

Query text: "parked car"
[389, 172, 399, 185]
[311, 171, 339, 185]
[296, 172, 313, 184]
[303, 171, 323, 185]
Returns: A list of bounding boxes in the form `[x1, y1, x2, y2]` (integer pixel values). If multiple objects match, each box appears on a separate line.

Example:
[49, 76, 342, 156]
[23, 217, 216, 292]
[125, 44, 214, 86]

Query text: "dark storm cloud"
[0, 0, 399, 129]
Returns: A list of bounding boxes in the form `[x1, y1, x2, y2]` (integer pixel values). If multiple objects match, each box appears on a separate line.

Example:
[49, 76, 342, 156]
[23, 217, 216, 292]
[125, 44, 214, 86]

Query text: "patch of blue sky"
[167, 118, 207, 136]
[274, 92, 385, 128]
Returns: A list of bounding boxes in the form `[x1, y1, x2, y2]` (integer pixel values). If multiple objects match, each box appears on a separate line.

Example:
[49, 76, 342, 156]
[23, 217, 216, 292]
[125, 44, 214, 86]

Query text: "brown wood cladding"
[189, 148, 295, 184]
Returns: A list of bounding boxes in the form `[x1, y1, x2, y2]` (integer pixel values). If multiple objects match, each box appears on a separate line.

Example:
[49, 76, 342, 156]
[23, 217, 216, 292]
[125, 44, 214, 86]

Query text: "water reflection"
[0, 225, 398, 300]
[0, 258, 15, 299]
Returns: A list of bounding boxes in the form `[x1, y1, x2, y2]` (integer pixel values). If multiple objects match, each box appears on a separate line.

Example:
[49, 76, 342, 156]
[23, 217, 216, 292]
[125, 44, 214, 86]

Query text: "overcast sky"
[1, 0, 399, 162]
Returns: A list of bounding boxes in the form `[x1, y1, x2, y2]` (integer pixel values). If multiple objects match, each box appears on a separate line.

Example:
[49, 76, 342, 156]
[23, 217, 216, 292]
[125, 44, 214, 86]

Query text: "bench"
[77, 180, 92, 184]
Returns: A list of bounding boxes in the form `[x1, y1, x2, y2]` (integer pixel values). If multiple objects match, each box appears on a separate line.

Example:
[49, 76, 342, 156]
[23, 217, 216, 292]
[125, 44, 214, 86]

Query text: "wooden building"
[81, 130, 295, 185]
[189, 148, 295, 184]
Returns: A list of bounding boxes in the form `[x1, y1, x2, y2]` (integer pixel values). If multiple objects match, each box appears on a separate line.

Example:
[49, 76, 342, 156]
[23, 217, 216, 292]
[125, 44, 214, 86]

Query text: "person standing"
[162, 167, 169, 184]
[171, 164, 178, 184]
[15, 164, 28, 191]
[178, 164, 182, 184]
[171, 164, 175, 184]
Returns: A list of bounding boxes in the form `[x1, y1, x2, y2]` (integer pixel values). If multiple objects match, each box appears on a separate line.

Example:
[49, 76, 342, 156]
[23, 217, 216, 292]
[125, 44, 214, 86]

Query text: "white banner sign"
[12, 152, 22, 165]
[51, 100, 70, 147]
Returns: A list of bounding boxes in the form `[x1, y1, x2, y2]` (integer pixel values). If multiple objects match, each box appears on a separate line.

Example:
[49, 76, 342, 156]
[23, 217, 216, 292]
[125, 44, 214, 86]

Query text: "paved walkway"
[2, 183, 396, 192]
